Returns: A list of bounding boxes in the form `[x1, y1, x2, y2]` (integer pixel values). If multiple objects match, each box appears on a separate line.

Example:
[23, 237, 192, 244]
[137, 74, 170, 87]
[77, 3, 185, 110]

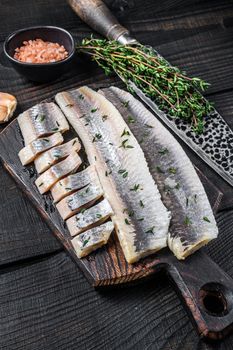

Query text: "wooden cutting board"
[1, 111, 233, 340]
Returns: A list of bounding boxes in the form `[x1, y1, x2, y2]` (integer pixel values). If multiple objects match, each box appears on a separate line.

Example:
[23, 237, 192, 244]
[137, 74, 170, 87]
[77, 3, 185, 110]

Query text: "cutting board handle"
[166, 251, 233, 339]
[68, 0, 137, 44]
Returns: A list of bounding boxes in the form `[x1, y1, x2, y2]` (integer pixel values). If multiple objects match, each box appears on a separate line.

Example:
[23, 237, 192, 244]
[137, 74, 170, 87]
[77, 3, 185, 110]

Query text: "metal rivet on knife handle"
[67, 0, 137, 44]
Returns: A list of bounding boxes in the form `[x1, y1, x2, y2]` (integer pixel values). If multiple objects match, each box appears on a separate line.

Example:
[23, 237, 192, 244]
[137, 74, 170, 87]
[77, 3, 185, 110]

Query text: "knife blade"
[68, 0, 233, 187]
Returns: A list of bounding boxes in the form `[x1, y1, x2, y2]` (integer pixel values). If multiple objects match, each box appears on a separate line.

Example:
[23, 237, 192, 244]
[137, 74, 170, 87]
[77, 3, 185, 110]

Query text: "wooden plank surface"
[0, 0, 233, 348]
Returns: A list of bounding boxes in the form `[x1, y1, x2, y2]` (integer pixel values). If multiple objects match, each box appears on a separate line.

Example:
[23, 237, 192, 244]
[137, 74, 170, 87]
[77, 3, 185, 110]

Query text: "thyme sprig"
[77, 38, 214, 133]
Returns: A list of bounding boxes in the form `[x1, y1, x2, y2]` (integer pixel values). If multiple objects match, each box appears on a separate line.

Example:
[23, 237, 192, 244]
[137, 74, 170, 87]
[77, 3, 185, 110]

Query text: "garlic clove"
[0, 92, 17, 124]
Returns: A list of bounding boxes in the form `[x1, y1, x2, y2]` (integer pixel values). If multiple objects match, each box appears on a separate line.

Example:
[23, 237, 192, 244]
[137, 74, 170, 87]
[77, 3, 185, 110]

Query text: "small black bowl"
[4, 26, 75, 83]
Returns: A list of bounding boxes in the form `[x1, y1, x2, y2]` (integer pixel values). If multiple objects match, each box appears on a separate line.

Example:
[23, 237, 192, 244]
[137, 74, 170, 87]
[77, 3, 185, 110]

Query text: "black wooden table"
[0, 0, 233, 349]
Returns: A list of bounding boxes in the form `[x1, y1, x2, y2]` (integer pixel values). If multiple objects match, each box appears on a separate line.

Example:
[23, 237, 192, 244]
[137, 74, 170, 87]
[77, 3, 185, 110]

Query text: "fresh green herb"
[52, 127, 59, 131]
[125, 218, 130, 225]
[122, 100, 130, 108]
[96, 213, 102, 219]
[42, 138, 49, 142]
[105, 170, 112, 177]
[130, 184, 140, 191]
[164, 184, 172, 194]
[94, 156, 97, 161]
[92, 133, 102, 142]
[159, 148, 169, 155]
[175, 182, 180, 190]
[184, 216, 192, 226]
[80, 208, 86, 214]
[82, 239, 89, 247]
[59, 182, 63, 186]
[145, 123, 153, 129]
[146, 226, 155, 234]
[118, 169, 128, 178]
[38, 114, 46, 122]
[72, 140, 77, 145]
[91, 108, 98, 113]
[53, 154, 61, 158]
[194, 194, 197, 203]
[128, 210, 134, 217]
[77, 38, 214, 133]
[203, 216, 211, 223]
[79, 94, 84, 100]
[138, 218, 144, 221]
[127, 115, 135, 124]
[38, 182, 44, 187]
[85, 187, 90, 193]
[121, 128, 130, 137]
[186, 197, 189, 207]
[119, 139, 134, 149]
[156, 166, 164, 174]
[56, 121, 60, 127]
[169, 167, 177, 174]
[65, 187, 72, 191]
[139, 200, 144, 208]
[102, 115, 108, 121]
[109, 142, 113, 146]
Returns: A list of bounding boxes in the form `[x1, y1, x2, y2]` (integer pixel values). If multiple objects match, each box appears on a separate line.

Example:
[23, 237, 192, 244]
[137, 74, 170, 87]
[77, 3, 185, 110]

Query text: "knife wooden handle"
[68, 0, 129, 41]
[165, 251, 233, 339]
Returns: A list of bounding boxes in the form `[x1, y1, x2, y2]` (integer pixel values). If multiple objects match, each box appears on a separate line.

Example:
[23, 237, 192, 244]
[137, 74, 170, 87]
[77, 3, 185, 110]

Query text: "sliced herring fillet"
[51, 164, 99, 203]
[18, 132, 63, 166]
[71, 221, 114, 258]
[35, 151, 82, 194]
[67, 198, 113, 236]
[101, 86, 218, 260]
[55, 86, 170, 263]
[56, 183, 104, 220]
[18, 102, 69, 145]
[34, 137, 81, 174]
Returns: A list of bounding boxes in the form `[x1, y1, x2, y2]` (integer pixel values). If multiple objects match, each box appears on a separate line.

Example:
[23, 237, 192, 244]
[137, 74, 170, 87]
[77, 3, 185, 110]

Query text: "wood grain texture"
[0, 0, 232, 348]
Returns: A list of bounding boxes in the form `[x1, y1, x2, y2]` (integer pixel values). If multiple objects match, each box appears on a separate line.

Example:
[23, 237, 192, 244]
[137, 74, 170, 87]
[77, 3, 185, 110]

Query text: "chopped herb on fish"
[203, 216, 211, 223]
[145, 124, 153, 129]
[82, 238, 90, 247]
[72, 140, 77, 146]
[122, 100, 129, 108]
[56, 121, 60, 127]
[92, 133, 102, 142]
[96, 213, 102, 218]
[121, 128, 130, 137]
[169, 167, 177, 174]
[146, 226, 155, 234]
[52, 127, 59, 131]
[118, 169, 128, 178]
[186, 197, 189, 207]
[175, 183, 180, 190]
[194, 194, 197, 203]
[102, 115, 108, 121]
[39, 182, 44, 187]
[139, 200, 144, 208]
[184, 216, 192, 226]
[38, 114, 46, 122]
[130, 184, 140, 192]
[79, 94, 84, 100]
[158, 148, 169, 155]
[156, 166, 164, 174]
[125, 218, 130, 225]
[91, 108, 98, 113]
[127, 115, 135, 124]
[138, 218, 144, 221]
[80, 208, 86, 214]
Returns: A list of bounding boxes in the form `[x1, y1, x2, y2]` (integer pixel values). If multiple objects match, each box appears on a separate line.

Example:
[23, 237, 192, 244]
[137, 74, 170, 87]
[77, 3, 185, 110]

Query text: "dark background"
[0, 0, 233, 349]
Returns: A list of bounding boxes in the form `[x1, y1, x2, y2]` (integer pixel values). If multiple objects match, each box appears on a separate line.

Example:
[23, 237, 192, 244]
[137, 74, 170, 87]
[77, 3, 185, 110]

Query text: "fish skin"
[71, 221, 114, 258]
[18, 102, 69, 145]
[34, 137, 81, 174]
[101, 86, 218, 260]
[55, 87, 170, 263]
[35, 151, 82, 194]
[66, 198, 113, 236]
[18, 132, 64, 166]
[56, 182, 104, 220]
[51, 164, 99, 203]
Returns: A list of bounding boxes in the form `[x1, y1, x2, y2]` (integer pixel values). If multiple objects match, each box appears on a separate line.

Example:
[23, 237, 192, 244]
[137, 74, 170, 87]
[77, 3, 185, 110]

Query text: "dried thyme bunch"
[77, 38, 214, 133]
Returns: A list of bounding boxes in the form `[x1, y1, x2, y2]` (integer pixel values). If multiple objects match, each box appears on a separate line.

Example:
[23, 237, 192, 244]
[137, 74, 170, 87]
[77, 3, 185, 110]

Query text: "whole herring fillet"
[55, 86, 171, 263]
[34, 137, 81, 174]
[18, 102, 69, 145]
[66, 198, 113, 236]
[101, 87, 218, 259]
[18, 132, 63, 166]
[56, 182, 104, 220]
[51, 164, 98, 203]
[71, 221, 114, 258]
[35, 151, 82, 194]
